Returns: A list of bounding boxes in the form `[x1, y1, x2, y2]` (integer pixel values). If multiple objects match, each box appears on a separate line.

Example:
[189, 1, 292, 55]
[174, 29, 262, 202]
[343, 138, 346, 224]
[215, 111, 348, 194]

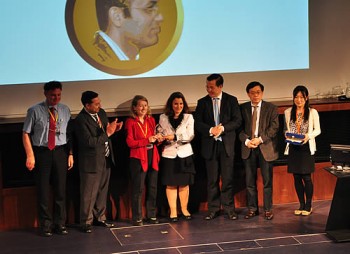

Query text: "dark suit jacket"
[194, 92, 242, 159]
[239, 100, 279, 162]
[74, 108, 115, 173]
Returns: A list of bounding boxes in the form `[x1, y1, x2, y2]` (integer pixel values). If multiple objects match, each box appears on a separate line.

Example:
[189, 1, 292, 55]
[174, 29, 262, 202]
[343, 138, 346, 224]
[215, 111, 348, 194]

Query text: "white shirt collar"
[212, 93, 223, 100]
[251, 100, 262, 108]
[97, 31, 139, 61]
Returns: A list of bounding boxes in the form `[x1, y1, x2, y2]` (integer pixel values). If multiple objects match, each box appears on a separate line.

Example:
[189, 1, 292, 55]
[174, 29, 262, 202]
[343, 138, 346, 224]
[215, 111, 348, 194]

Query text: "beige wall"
[1, 0, 349, 122]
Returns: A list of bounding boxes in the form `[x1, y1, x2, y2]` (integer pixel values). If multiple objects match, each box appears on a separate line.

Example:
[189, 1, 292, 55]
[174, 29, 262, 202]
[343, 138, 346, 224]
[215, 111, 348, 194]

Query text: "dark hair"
[130, 95, 151, 118]
[81, 91, 99, 106]
[164, 92, 190, 117]
[246, 81, 264, 93]
[44, 81, 62, 91]
[291, 85, 310, 122]
[207, 73, 224, 87]
[96, 0, 131, 31]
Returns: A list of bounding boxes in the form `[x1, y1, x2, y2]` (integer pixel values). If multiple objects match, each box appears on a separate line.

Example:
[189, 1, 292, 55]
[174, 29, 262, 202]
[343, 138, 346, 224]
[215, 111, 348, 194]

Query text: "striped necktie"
[93, 114, 110, 157]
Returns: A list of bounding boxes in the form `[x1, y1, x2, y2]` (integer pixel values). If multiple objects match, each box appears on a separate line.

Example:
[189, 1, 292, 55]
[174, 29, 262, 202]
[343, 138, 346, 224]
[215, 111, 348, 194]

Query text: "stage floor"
[0, 200, 349, 254]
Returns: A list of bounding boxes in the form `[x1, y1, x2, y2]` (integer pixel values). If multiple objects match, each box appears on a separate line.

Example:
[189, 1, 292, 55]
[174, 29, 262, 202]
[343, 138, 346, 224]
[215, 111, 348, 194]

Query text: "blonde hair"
[130, 95, 151, 118]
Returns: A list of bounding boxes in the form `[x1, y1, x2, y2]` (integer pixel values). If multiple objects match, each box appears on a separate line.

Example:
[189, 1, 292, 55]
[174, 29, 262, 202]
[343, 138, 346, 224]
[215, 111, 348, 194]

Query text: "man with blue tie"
[239, 81, 279, 220]
[194, 74, 242, 220]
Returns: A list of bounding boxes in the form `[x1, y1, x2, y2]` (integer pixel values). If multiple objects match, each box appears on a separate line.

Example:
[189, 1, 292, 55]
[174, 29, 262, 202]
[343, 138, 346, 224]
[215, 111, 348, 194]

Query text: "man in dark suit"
[194, 73, 242, 220]
[239, 81, 279, 220]
[75, 91, 123, 233]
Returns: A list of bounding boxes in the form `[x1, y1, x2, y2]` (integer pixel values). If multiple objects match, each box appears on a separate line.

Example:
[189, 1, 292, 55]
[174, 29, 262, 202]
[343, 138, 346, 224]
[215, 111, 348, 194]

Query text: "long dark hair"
[164, 92, 189, 128]
[291, 85, 310, 122]
[164, 92, 190, 117]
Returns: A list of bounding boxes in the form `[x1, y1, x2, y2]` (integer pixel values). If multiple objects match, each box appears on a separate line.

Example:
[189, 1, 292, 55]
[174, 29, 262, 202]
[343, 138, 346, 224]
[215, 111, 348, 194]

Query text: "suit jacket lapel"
[244, 103, 253, 133]
[257, 101, 266, 133]
[220, 93, 228, 122]
[205, 95, 215, 122]
[82, 109, 100, 127]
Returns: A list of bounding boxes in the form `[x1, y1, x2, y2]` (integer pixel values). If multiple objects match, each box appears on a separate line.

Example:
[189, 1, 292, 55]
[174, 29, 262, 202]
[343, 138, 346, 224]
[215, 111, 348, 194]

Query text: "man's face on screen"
[123, 0, 163, 49]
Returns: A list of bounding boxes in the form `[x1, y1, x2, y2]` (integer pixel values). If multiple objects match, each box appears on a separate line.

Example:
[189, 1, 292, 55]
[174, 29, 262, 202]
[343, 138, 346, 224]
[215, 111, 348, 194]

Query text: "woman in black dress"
[284, 85, 321, 216]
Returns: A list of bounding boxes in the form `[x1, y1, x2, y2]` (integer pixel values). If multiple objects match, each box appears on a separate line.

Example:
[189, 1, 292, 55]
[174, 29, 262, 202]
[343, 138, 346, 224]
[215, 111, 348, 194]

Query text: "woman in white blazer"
[284, 85, 321, 216]
[158, 92, 195, 222]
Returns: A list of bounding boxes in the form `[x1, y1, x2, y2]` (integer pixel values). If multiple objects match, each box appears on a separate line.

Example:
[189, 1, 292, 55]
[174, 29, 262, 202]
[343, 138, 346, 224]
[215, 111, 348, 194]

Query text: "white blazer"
[158, 113, 195, 158]
[284, 107, 321, 155]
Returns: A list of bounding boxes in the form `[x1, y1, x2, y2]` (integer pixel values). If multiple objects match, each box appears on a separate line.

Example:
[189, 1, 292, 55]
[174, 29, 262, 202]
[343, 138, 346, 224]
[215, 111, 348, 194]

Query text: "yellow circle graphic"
[65, 0, 184, 76]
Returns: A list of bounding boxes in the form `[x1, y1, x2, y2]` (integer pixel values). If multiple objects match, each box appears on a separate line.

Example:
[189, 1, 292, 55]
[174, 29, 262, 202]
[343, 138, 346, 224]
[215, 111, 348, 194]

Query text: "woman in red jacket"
[125, 95, 162, 226]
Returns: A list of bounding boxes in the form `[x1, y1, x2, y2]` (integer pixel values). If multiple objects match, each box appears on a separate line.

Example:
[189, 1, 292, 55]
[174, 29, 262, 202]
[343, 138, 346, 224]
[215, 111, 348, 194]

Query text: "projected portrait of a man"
[65, 0, 183, 75]
[94, 0, 163, 62]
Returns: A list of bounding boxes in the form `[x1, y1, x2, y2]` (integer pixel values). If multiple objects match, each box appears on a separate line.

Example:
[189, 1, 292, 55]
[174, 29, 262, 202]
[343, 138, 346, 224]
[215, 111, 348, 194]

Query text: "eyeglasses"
[249, 91, 262, 96]
[129, 6, 159, 15]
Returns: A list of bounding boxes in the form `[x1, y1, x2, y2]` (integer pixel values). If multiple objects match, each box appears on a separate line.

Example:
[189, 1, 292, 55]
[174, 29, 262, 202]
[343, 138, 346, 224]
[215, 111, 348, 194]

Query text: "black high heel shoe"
[183, 215, 192, 220]
[170, 217, 179, 223]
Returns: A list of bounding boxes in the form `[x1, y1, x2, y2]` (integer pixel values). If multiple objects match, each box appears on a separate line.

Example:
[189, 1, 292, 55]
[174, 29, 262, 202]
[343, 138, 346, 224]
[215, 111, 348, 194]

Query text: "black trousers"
[33, 145, 68, 227]
[130, 149, 158, 221]
[205, 141, 235, 213]
[244, 148, 273, 212]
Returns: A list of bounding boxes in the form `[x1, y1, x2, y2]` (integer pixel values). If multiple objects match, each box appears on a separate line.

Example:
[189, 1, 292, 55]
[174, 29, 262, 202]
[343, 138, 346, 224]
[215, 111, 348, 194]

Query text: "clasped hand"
[212, 124, 223, 138]
[247, 137, 261, 149]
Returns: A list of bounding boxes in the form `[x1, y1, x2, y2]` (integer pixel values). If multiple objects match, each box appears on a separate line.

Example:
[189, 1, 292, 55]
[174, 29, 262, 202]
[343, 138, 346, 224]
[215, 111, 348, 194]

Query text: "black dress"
[160, 157, 194, 186]
[287, 114, 315, 174]
[287, 142, 315, 174]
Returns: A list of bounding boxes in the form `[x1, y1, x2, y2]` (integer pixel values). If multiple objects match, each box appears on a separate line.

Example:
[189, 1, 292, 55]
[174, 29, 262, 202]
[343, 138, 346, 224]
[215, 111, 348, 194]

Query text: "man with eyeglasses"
[238, 81, 279, 221]
[94, 0, 163, 61]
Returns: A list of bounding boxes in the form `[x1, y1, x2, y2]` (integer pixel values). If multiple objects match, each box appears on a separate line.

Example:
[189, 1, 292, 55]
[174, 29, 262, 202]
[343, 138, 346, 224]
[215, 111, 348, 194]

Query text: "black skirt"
[287, 142, 315, 174]
[160, 156, 195, 186]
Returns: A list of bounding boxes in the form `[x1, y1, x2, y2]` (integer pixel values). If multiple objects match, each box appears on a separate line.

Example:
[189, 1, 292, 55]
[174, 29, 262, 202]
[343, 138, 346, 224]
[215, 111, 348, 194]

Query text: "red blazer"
[125, 116, 160, 171]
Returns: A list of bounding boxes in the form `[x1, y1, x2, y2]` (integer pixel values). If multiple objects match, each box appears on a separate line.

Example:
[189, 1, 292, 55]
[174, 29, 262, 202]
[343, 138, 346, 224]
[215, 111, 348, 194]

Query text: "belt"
[146, 144, 154, 149]
[33, 145, 66, 151]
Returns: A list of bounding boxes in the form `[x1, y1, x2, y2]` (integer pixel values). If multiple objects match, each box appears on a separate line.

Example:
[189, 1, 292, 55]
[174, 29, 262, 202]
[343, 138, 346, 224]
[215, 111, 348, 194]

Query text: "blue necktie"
[213, 98, 222, 141]
[213, 98, 220, 126]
